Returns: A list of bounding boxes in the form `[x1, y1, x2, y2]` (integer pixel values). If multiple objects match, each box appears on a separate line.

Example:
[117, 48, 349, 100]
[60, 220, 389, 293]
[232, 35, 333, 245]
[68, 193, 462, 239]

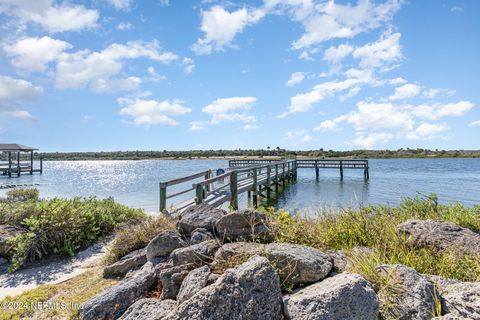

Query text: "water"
[1, 158, 479, 214]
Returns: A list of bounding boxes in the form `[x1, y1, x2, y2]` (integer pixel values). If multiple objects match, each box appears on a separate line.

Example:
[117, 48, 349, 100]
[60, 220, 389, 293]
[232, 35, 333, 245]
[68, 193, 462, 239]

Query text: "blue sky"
[0, 0, 479, 152]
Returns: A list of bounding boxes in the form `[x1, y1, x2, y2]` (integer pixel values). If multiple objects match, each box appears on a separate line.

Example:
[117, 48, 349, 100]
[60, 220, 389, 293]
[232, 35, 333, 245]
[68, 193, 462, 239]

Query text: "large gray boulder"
[170, 240, 219, 267]
[427, 275, 480, 319]
[213, 242, 332, 288]
[177, 265, 211, 304]
[158, 264, 193, 300]
[376, 264, 438, 320]
[215, 209, 273, 242]
[177, 204, 226, 236]
[79, 262, 156, 320]
[190, 228, 213, 244]
[398, 220, 480, 255]
[264, 243, 333, 288]
[0, 225, 27, 256]
[118, 298, 176, 320]
[104, 248, 147, 278]
[146, 231, 187, 261]
[324, 250, 350, 273]
[283, 272, 379, 320]
[166, 255, 282, 320]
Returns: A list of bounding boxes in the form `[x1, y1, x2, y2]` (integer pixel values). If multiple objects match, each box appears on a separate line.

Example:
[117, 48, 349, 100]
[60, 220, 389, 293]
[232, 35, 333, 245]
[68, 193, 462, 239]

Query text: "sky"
[0, 0, 479, 152]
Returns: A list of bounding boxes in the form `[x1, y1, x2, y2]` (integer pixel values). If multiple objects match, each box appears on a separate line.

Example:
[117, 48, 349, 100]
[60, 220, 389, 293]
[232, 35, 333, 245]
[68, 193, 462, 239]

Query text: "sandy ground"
[0, 240, 111, 300]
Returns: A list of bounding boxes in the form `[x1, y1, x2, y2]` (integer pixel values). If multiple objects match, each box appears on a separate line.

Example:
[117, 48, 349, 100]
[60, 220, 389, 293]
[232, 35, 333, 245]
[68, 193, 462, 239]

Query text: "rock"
[283, 272, 379, 320]
[177, 204, 226, 237]
[0, 225, 27, 256]
[166, 255, 282, 320]
[170, 240, 219, 267]
[207, 273, 220, 285]
[213, 242, 332, 288]
[398, 220, 480, 255]
[79, 262, 156, 320]
[190, 228, 213, 244]
[324, 250, 350, 273]
[158, 264, 193, 300]
[215, 208, 273, 242]
[264, 243, 332, 288]
[104, 248, 147, 278]
[427, 275, 480, 319]
[146, 231, 187, 261]
[0, 256, 9, 274]
[118, 298, 176, 320]
[376, 264, 438, 320]
[177, 266, 211, 304]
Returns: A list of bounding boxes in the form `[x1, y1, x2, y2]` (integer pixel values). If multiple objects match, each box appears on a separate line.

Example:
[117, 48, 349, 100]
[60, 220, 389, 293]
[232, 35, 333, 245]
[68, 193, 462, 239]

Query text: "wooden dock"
[1, 144, 43, 177]
[159, 158, 368, 213]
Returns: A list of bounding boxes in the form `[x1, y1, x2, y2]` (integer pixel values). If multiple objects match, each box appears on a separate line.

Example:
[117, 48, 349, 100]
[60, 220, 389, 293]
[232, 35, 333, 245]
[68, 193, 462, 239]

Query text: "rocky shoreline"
[79, 204, 480, 320]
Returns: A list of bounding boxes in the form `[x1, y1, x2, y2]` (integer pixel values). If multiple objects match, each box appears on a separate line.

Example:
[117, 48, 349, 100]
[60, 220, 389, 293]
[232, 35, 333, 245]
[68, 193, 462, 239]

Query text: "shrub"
[5, 188, 39, 202]
[266, 195, 480, 282]
[104, 215, 176, 264]
[0, 191, 146, 271]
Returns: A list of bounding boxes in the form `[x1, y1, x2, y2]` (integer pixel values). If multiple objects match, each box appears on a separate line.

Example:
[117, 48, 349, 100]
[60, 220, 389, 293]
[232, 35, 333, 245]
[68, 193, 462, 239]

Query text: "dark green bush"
[6, 188, 39, 202]
[0, 190, 146, 271]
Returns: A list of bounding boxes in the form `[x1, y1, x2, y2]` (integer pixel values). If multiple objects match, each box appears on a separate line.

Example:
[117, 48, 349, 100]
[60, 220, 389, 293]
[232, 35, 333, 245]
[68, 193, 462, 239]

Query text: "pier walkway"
[159, 158, 368, 213]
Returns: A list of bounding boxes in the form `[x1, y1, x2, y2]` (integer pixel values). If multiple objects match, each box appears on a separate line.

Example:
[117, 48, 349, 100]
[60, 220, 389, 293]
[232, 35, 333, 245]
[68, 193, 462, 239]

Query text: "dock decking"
[159, 158, 368, 213]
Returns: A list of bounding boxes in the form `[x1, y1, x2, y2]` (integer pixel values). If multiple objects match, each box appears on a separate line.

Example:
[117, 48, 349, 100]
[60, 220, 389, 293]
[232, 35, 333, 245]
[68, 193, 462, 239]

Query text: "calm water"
[1, 158, 479, 214]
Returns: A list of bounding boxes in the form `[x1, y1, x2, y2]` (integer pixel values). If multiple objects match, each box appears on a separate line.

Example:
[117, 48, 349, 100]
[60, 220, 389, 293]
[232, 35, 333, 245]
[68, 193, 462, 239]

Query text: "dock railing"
[159, 160, 296, 213]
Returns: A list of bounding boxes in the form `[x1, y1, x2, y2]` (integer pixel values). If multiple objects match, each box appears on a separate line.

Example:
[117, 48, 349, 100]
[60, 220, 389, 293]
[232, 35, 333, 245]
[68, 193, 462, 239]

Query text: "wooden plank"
[161, 170, 210, 187]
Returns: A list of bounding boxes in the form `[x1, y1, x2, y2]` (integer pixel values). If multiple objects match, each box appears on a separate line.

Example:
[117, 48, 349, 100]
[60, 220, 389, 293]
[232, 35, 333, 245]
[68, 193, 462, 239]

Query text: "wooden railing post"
[282, 162, 286, 186]
[340, 160, 344, 180]
[230, 171, 238, 210]
[8, 152, 12, 177]
[205, 170, 211, 192]
[266, 165, 271, 200]
[40, 156, 43, 174]
[195, 183, 204, 204]
[30, 151, 33, 174]
[275, 164, 279, 193]
[315, 159, 319, 180]
[252, 168, 258, 208]
[16, 152, 20, 176]
[159, 183, 167, 212]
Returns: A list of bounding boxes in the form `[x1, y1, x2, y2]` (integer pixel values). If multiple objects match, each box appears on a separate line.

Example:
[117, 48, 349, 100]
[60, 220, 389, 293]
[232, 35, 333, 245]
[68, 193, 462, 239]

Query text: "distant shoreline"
[35, 150, 480, 161]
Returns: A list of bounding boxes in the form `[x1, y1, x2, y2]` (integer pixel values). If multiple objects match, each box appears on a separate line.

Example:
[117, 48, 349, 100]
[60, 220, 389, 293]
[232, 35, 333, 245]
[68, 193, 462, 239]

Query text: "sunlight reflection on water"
[1, 158, 479, 214]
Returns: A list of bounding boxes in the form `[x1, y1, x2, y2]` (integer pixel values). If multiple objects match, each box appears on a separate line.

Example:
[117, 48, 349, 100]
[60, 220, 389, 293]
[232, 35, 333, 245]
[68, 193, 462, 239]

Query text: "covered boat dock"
[0, 144, 43, 177]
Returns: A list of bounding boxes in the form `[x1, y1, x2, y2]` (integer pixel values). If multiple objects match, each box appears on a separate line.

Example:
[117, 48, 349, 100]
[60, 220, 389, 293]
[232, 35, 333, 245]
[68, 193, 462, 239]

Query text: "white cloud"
[107, 0, 132, 10]
[314, 119, 340, 132]
[323, 43, 353, 64]
[389, 77, 407, 85]
[147, 66, 166, 82]
[189, 121, 205, 131]
[3, 36, 72, 72]
[0, 1, 99, 33]
[0, 75, 43, 105]
[469, 120, 480, 127]
[91, 76, 142, 93]
[0, 75, 42, 120]
[55, 40, 177, 91]
[279, 69, 375, 117]
[118, 97, 191, 126]
[285, 130, 312, 143]
[202, 97, 257, 127]
[243, 124, 259, 130]
[406, 122, 449, 139]
[389, 83, 421, 100]
[159, 0, 170, 6]
[412, 101, 474, 120]
[291, 0, 401, 50]
[182, 57, 195, 74]
[116, 22, 133, 30]
[423, 88, 440, 99]
[352, 132, 393, 149]
[352, 32, 402, 70]
[286, 72, 306, 87]
[192, 5, 265, 54]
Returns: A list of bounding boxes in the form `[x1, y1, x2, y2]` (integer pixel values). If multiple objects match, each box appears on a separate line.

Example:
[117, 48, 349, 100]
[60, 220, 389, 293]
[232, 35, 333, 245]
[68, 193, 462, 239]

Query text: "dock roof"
[0, 144, 38, 152]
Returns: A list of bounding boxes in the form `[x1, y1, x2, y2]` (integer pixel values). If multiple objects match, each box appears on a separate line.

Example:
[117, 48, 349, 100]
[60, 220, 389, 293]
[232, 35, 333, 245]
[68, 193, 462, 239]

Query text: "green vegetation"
[104, 215, 176, 264]
[34, 148, 480, 161]
[265, 195, 480, 283]
[0, 189, 146, 271]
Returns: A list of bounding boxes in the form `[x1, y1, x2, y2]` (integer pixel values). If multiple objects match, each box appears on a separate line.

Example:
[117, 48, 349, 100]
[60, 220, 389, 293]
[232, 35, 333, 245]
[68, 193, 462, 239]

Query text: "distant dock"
[159, 158, 369, 213]
[0, 144, 43, 177]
